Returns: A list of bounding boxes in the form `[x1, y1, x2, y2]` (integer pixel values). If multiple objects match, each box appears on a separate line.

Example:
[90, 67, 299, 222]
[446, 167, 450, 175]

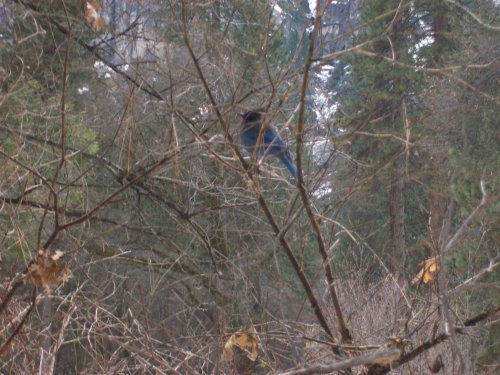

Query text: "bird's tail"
[278, 152, 297, 181]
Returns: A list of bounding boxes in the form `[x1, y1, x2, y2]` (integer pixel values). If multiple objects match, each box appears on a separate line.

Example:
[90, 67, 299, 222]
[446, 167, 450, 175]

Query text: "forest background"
[0, 0, 498, 374]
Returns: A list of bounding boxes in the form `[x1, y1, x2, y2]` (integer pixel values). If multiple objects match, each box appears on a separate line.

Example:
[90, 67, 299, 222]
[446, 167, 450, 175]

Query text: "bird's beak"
[237, 112, 244, 117]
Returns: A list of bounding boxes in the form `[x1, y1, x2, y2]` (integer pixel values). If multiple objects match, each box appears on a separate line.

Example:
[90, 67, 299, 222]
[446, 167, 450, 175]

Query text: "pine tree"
[336, 0, 427, 277]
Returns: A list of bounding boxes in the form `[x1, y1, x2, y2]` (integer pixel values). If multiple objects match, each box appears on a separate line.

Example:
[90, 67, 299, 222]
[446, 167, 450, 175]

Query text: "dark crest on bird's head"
[238, 108, 265, 122]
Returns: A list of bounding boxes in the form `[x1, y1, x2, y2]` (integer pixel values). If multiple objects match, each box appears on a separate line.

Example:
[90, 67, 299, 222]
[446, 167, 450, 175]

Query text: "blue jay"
[239, 109, 297, 180]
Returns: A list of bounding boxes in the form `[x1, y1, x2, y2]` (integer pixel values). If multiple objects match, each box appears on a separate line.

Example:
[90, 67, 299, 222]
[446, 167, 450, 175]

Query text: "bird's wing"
[262, 127, 287, 150]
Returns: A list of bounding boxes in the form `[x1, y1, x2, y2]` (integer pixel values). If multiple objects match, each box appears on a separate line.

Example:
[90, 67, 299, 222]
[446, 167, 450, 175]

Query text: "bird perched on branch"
[239, 109, 297, 180]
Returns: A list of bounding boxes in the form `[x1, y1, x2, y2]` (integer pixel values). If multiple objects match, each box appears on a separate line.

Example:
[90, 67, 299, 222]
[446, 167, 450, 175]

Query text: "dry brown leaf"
[85, 1, 105, 31]
[223, 326, 258, 362]
[412, 256, 440, 285]
[25, 250, 69, 291]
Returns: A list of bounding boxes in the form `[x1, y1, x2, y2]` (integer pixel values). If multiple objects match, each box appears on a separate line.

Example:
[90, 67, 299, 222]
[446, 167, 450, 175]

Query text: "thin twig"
[443, 177, 489, 254]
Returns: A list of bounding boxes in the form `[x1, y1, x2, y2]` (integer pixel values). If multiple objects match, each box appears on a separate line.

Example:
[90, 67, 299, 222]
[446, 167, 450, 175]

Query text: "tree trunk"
[387, 152, 406, 278]
[429, 4, 453, 254]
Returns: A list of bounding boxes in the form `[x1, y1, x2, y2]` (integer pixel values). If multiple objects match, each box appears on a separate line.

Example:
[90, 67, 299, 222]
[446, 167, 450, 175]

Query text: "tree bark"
[387, 152, 406, 278]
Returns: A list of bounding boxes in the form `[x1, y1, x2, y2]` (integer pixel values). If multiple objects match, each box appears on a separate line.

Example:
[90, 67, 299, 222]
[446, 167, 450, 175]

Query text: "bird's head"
[238, 109, 265, 123]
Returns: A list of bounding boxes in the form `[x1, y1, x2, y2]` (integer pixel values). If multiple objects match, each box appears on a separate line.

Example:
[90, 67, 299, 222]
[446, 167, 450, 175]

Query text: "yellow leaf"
[412, 256, 440, 285]
[223, 327, 258, 362]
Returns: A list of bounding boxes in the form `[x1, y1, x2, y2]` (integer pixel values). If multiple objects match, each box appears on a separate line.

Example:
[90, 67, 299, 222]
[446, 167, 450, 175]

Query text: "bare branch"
[444, 0, 500, 31]
[277, 349, 401, 375]
[295, 0, 352, 344]
[443, 177, 489, 254]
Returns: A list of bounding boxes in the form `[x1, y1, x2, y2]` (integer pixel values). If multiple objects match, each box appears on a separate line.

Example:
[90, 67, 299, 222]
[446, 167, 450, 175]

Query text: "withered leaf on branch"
[24, 250, 70, 291]
[412, 256, 440, 285]
[223, 326, 259, 363]
[84, 1, 105, 31]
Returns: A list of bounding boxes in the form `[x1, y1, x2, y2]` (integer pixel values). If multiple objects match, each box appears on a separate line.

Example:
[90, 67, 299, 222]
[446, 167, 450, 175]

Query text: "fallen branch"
[276, 349, 401, 375]
[367, 305, 500, 375]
